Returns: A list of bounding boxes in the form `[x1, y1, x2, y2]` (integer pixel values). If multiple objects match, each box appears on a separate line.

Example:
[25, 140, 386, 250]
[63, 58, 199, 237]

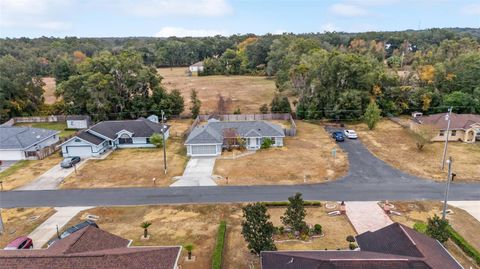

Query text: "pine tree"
[241, 203, 277, 255]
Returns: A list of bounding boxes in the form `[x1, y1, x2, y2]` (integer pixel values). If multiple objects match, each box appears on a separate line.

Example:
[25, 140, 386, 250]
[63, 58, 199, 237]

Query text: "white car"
[343, 129, 358, 139]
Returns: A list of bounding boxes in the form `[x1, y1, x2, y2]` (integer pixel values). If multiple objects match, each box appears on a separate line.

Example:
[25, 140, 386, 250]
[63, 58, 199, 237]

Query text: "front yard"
[214, 120, 348, 185]
[351, 119, 480, 182]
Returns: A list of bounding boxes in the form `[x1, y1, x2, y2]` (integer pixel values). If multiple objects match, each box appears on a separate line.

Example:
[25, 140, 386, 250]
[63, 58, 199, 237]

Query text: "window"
[146, 138, 150, 143]
[271, 137, 276, 144]
[451, 130, 456, 136]
[118, 134, 133, 144]
[439, 130, 445, 136]
[75, 139, 81, 142]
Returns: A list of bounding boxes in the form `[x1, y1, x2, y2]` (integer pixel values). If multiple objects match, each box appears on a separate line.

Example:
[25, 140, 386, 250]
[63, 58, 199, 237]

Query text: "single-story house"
[185, 119, 285, 157]
[61, 116, 170, 158]
[189, 61, 204, 73]
[0, 225, 181, 269]
[0, 126, 60, 160]
[66, 115, 91, 129]
[410, 112, 480, 143]
[261, 222, 461, 269]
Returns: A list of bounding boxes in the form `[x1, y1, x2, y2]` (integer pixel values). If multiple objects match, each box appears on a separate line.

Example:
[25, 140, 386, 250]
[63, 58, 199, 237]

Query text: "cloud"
[121, 0, 233, 17]
[460, 3, 480, 15]
[320, 23, 338, 32]
[330, 3, 369, 16]
[155, 26, 228, 37]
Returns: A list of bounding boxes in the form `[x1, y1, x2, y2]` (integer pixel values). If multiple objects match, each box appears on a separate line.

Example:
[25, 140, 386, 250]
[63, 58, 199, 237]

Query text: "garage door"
[191, 145, 217, 155]
[0, 150, 25, 160]
[66, 146, 92, 157]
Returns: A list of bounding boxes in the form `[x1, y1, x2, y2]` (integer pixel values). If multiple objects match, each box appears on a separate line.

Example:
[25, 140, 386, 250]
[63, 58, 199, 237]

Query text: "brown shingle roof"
[414, 113, 480, 130]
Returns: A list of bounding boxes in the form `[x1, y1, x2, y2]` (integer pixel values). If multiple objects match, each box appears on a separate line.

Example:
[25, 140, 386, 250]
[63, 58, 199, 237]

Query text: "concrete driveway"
[171, 157, 217, 187]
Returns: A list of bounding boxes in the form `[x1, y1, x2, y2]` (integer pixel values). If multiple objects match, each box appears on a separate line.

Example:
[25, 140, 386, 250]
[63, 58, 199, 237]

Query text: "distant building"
[0, 126, 59, 160]
[189, 61, 204, 73]
[66, 115, 91, 129]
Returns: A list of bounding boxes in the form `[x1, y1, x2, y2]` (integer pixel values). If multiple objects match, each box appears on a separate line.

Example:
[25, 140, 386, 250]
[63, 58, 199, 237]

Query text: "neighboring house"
[185, 120, 285, 157]
[61, 117, 170, 158]
[189, 61, 204, 73]
[261, 223, 461, 269]
[0, 126, 60, 160]
[410, 112, 480, 143]
[66, 115, 91, 129]
[0, 226, 181, 269]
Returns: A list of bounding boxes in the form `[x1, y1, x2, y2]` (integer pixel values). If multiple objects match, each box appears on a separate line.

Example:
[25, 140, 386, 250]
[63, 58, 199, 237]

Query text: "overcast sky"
[1, 0, 479, 38]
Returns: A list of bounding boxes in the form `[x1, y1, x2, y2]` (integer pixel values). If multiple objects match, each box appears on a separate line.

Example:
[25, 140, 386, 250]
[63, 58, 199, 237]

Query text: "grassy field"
[60, 138, 188, 189]
[42, 77, 58, 105]
[214, 121, 348, 185]
[0, 208, 56, 248]
[350, 119, 480, 182]
[158, 67, 277, 115]
[15, 122, 76, 138]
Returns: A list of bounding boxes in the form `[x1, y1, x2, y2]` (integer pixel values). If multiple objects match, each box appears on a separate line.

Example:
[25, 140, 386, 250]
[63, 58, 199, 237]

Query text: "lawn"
[158, 67, 277, 115]
[0, 154, 62, 190]
[350, 119, 480, 182]
[214, 121, 348, 185]
[166, 119, 193, 137]
[0, 208, 56, 248]
[60, 138, 188, 189]
[15, 122, 76, 138]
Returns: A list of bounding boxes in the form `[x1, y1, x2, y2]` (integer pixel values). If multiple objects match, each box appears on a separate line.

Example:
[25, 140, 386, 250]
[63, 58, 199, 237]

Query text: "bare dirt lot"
[214, 121, 348, 185]
[158, 67, 277, 115]
[42, 77, 57, 105]
[350, 119, 480, 182]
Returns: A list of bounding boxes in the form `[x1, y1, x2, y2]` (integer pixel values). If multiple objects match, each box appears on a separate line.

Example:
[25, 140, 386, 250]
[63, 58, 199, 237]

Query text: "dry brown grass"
[350, 119, 480, 182]
[0, 154, 62, 191]
[42, 77, 58, 105]
[60, 138, 188, 189]
[158, 67, 277, 115]
[0, 208, 56, 248]
[214, 121, 348, 185]
[166, 119, 193, 137]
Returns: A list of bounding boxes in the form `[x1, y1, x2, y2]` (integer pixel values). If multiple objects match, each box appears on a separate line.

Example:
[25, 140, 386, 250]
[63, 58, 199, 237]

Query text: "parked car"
[4, 236, 33, 250]
[331, 131, 345, 142]
[47, 220, 99, 247]
[343, 129, 358, 139]
[60, 156, 81, 168]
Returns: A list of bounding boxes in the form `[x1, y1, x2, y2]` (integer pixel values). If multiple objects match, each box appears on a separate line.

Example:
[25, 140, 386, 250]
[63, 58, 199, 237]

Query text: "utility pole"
[0, 180, 4, 234]
[442, 157, 453, 220]
[441, 107, 453, 170]
[161, 110, 167, 175]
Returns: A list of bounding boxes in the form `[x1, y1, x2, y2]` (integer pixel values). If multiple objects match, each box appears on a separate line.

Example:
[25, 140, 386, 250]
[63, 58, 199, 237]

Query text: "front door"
[249, 138, 257, 148]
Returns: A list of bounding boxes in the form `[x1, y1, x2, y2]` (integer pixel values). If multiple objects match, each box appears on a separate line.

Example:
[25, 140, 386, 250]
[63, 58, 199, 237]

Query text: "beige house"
[410, 112, 480, 143]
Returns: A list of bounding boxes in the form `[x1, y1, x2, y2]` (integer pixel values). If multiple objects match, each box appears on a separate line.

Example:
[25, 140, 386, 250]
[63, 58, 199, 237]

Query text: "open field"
[350, 119, 480, 182]
[0, 208, 56, 248]
[42, 77, 58, 105]
[214, 121, 348, 185]
[60, 138, 188, 189]
[158, 67, 277, 115]
[15, 122, 76, 138]
[0, 154, 62, 191]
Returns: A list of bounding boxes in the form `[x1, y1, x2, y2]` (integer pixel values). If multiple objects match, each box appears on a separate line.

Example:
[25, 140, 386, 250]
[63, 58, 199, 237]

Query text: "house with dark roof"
[0, 225, 181, 269]
[60, 116, 170, 158]
[0, 126, 60, 160]
[410, 112, 480, 143]
[261, 223, 462, 269]
[184, 119, 285, 156]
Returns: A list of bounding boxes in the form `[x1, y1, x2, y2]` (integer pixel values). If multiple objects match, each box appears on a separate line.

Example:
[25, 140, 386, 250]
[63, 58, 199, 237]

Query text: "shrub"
[262, 201, 322, 207]
[313, 224, 322, 235]
[346, 235, 356, 243]
[363, 101, 382, 130]
[300, 234, 309, 241]
[279, 226, 285, 234]
[426, 215, 450, 243]
[212, 221, 227, 269]
[413, 222, 427, 234]
[349, 243, 358, 250]
[261, 138, 273, 149]
[448, 226, 480, 265]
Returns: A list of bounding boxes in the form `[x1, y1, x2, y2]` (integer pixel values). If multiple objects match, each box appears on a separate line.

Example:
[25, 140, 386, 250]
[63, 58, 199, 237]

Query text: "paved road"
[1, 137, 479, 208]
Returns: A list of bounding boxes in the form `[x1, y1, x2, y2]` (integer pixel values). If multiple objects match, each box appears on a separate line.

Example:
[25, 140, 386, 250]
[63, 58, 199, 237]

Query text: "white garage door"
[0, 150, 25, 160]
[66, 146, 92, 157]
[191, 145, 217, 155]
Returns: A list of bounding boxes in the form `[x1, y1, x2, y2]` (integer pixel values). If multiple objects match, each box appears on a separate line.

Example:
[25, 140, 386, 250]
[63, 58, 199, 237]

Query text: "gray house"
[185, 120, 285, 157]
[66, 115, 91, 129]
[61, 117, 170, 158]
[0, 126, 60, 160]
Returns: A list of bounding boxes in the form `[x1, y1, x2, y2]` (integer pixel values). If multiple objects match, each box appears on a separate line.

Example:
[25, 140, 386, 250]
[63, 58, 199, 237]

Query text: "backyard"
[350, 119, 480, 182]
[15, 122, 76, 138]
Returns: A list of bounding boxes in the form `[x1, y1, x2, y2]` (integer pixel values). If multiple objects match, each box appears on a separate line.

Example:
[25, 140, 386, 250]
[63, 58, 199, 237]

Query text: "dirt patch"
[350, 119, 480, 182]
[42, 77, 58, 105]
[214, 121, 348, 185]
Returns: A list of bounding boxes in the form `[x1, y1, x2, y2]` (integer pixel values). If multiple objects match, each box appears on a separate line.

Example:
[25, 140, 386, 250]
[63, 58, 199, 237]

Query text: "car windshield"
[348, 130, 356, 134]
[62, 158, 73, 163]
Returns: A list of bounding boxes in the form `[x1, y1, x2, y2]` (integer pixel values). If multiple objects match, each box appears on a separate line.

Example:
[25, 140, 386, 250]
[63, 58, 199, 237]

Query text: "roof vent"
[36, 135, 41, 139]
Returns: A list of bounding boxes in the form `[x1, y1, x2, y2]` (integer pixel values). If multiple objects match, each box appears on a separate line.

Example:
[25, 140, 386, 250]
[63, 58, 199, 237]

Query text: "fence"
[1, 115, 67, 126]
[25, 133, 76, 160]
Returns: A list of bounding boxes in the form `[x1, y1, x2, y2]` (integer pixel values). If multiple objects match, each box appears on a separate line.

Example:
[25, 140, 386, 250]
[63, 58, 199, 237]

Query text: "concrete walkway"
[28, 206, 91, 249]
[171, 157, 217, 187]
[449, 201, 480, 222]
[346, 201, 393, 234]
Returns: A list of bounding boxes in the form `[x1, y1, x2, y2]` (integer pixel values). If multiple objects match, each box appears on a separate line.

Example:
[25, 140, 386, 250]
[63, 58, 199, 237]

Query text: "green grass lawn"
[14, 122, 76, 137]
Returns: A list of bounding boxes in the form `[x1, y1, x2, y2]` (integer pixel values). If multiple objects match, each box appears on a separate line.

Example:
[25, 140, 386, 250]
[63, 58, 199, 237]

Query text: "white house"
[66, 115, 91, 129]
[189, 61, 204, 73]
[0, 126, 60, 160]
[61, 117, 170, 158]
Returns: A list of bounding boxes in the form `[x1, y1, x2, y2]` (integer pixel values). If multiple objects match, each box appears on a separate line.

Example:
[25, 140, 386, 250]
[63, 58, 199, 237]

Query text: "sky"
[0, 0, 479, 38]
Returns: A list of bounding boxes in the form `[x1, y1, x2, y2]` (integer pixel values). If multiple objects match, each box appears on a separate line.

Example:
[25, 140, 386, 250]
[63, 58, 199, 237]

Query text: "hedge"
[262, 201, 322, 207]
[448, 226, 480, 265]
[212, 221, 227, 269]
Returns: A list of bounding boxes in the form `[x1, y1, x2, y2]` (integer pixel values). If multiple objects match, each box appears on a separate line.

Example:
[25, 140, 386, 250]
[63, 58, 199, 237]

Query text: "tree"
[241, 203, 276, 255]
[149, 133, 164, 148]
[426, 215, 450, 243]
[233, 107, 241, 114]
[190, 89, 201, 119]
[184, 244, 194, 260]
[271, 95, 292, 113]
[363, 101, 382, 130]
[259, 104, 269, 114]
[281, 193, 307, 234]
[141, 221, 152, 238]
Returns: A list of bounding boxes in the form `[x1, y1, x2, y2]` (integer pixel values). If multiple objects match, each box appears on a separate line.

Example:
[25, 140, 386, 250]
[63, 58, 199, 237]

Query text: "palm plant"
[141, 221, 152, 238]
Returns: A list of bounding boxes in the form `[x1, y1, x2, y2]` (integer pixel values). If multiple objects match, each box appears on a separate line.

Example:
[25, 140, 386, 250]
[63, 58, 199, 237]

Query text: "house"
[0, 126, 60, 160]
[66, 115, 91, 129]
[261, 223, 462, 269]
[185, 120, 285, 157]
[0, 226, 181, 269]
[61, 117, 170, 158]
[410, 112, 480, 143]
[189, 61, 204, 73]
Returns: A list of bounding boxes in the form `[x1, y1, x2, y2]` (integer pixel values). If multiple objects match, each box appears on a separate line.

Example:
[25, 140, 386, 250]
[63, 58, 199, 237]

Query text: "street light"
[442, 157, 453, 220]
[441, 107, 453, 170]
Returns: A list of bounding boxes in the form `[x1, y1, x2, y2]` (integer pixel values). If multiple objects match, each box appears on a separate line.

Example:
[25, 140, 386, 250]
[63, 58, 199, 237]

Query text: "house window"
[271, 137, 276, 144]
[439, 130, 445, 136]
[75, 139, 81, 142]
[146, 138, 150, 143]
[451, 130, 456, 136]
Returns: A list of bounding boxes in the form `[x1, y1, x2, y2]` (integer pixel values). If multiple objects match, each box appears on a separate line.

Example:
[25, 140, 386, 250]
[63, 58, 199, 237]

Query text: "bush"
[212, 221, 227, 269]
[413, 222, 427, 234]
[346, 235, 356, 243]
[448, 226, 480, 265]
[279, 226, 285, 234]
[261, 201, 322, 207]
[261, 138, 273, 149]
[313, 224, 322, 235]
[349, 243, 358, 250]
[426, 215, 450, 243]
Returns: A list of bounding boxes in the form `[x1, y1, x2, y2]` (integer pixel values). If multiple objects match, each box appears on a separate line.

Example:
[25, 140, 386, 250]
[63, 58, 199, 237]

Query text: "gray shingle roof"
[185, 121, 284, 144]
[0, 127, 59, 150]
[89, 118, 170, 139]
[76, 131, 106, 145]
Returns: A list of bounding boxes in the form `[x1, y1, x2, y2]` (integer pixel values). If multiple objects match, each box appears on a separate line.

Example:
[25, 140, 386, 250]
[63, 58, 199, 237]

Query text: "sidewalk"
[346, 201, 393, 234]
[448, 201, 480, 222]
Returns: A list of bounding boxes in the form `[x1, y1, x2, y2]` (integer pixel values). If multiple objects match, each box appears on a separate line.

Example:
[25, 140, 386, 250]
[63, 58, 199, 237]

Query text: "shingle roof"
[414, 113, 480, 130]
[0, 226, 181, 269]
[185, 121, 285, 144]
[89, 118, 170, 139]
[66, 115, 90, 121]
[0, 127, 59, 150]
[76, 131, 105, 145]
